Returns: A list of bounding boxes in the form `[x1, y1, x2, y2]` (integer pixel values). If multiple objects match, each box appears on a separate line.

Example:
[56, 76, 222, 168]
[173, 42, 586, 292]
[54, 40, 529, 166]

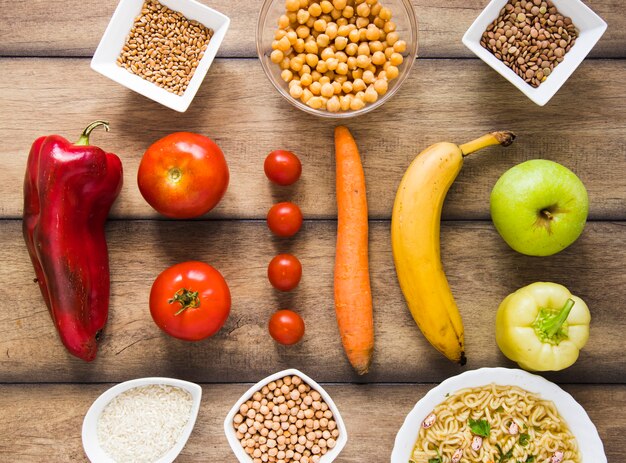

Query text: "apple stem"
[459, 131, 516, 157]
[542, 209, 554, 220]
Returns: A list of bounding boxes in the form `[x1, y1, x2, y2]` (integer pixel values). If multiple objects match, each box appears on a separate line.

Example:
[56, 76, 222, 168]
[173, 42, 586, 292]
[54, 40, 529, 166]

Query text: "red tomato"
[268, 254, 302, 291]
[267, 202, 303, 237]
[269, 310, 305, 345]
[264, 150, 302, 186]
[150, 261, 231, 341]
[138, 132, 229, 219]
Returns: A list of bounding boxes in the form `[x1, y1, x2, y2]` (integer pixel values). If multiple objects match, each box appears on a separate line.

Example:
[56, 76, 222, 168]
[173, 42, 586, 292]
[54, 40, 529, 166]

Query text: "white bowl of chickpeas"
[224, 369, 348, 463]
[257, 0, 418, 117]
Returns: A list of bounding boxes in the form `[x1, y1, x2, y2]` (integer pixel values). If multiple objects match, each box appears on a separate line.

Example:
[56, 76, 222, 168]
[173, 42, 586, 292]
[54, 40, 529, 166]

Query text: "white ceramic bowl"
[91, 0, 230, 112]
[462, 0, 607, 106]
[391, 367, 606, 462]
[82, 377, 202, 463]
[224, 369, 348, 462]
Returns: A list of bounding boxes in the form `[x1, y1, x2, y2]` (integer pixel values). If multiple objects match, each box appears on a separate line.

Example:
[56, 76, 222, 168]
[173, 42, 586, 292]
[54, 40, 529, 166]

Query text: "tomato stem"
[169, 288, 200, 315]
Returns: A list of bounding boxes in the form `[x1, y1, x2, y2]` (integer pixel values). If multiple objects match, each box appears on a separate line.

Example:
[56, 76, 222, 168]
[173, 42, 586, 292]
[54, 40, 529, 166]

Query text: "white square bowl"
[224, 369, 348, 463]
[91, 0, 230, 112]
[462, 0, 607, 106]
[82, 377, 202, 463]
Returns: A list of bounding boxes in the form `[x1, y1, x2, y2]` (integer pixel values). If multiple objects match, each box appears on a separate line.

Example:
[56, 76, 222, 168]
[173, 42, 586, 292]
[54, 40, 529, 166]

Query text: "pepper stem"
[75, 120, 110, 146]
[169, 288, 200, 316]
[545, 298, 575, 338]
[459, 131, 516, 157]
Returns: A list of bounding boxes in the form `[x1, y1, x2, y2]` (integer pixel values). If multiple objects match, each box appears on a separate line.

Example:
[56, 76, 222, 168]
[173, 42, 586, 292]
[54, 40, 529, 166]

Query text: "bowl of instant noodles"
[392, 368, 606, 463]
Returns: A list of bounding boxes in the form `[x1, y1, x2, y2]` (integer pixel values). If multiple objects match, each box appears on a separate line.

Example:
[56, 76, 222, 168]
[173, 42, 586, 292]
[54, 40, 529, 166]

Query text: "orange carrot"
[333, 126, 374, 375]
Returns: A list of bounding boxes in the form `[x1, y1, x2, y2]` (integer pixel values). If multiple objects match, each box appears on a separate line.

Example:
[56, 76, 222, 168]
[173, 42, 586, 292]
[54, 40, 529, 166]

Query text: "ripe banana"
[391, 132, 516, 364]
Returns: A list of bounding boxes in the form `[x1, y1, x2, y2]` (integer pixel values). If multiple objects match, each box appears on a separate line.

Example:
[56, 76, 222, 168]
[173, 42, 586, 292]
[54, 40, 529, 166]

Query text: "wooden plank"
[1, 220, 624, 383]
[0, 0, 623, 58]
[0, 383, 622, 462]
[1, 58, 625, 221]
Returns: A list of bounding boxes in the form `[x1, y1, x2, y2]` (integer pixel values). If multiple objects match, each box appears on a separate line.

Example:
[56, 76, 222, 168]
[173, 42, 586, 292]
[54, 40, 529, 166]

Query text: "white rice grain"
[97, 384, 193, 463]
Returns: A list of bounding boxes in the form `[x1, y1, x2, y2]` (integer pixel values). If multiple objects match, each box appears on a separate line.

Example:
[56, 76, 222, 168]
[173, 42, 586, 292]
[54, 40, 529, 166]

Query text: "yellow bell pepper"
[496, 282, 591, 371]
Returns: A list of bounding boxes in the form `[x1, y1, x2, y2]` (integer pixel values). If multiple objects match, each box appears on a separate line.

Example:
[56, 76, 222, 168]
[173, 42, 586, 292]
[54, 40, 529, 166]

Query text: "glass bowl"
[256, 0, 418, 118]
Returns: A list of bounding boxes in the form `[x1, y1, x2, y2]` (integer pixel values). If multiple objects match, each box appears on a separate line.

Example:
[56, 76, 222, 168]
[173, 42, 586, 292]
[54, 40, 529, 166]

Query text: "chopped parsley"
[496, 443, 514, 463]
[428, 458, 442, 463]
[468, 418, 491, 437]
[517, 457, 535, 463]
[518, 433, 530, 447]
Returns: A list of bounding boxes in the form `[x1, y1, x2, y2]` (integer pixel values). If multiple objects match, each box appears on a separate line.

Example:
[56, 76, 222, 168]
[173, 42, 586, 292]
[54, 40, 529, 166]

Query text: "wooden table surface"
[1, 0, 624, 461]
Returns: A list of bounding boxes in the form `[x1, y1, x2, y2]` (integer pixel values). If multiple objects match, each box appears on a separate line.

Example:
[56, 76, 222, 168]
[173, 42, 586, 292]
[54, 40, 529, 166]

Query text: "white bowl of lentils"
[257, 0, 418, 118]
[224, 369, 348, 463]
[91, 0, 230, 112]
[463, 0, 607, 106]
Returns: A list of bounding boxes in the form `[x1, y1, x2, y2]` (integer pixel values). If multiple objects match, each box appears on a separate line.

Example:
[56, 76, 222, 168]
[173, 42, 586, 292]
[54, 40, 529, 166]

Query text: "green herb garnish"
[517, 457, 535, 463]
[496, 443, 514, 463]
[428, 449, 442, 463]
[518, 433, 530, 447]
[468, 418, 491, 437]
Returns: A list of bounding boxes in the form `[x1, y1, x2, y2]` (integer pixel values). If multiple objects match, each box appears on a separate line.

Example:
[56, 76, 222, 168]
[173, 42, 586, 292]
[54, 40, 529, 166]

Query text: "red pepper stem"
[75, 120, 110, 146]
[169, 288, 200, 316]
[545, 298, 575, 337]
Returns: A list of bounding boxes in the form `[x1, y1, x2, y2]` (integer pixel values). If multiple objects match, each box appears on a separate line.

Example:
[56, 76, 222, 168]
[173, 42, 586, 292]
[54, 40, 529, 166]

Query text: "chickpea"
[316, 33, 330, 47]
[390, 52, 403, 66]
[370, 2, 382, 16]
[271, 49, 285, 64]
[352, 78, 366, 92]
[393, 40, 407, 53]
[385, 31, 399, 45]
[301, 88, 313, 103]
[364, 84, 378, 103]
[299, 64, 311, 75]
[370, 50, 385, 66]
[320, 47, 335, 61]
[299, 0, 307, 7]
[379, 6, 392, 20]
[355, 16, 369, 29]
[309, 81, 322, 95]
[339, 95, 352, 110]
[290, 58, 304, 72]
[386, 64, 399, 79]
[319, 82, 334, 98]
[286, 0, 300, 12]
[335, 51, 347, 62]
[366, 25, 380, 41]
[345, 43, 358, 56]
[313, 18, 327, 32]
[373, 17, 385, 28]
[374, 78, 388, 95]
[305, 53, 318, 68]
[320, 0, 333, 14]
[336, 17, 348, 26]
[304, 40, 318, 54]
[384, 46, 394, 59]
[311, 70, 322, 81]
[348, 28, 360, 43]
[341, 80, 353, 93]
[369, 40, 384, 53]
[296, 25, 310, 39]
[275, 29, 287, 41]
[350, 96, 365, 110]
[359, 28, 368, 41]
[294, 38, 305, 53]
[277, 35, 291, 52]
[326, 57, 339, 71]
[315, 60, 328, 73]
[332, 81, 342, 94]
[306, 16, 316, 28]
[319, 75, 331, 85]
[337, 24, 351, 37]
[308, 3, 322, 17]
[357, 42, 371, 56]
[356, 54, 371, 68]
[334, 36, 348, 51]
[362, 70, 375, 84]
[297, 9, 310, 24]
[332, 0, 347, 9]
[287, 30, 298, 44]
[326, 22, 338, 40]
[278, 14, 290, 29]
[330, 8, 342, 20]
[383, 20, 396, 33]
[351, 68, 363, 80]
[342, 5, 354, 18]
[356, 2, 370, 17]
[335, 62, 349, 75]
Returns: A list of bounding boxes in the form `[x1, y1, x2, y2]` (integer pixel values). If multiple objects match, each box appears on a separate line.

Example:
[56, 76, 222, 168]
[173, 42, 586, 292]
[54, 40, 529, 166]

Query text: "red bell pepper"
[23, 121, 123, 361]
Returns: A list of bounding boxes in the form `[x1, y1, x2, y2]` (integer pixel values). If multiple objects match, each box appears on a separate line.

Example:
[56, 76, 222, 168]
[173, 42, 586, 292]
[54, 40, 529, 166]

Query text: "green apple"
[490, 159, 588, 256]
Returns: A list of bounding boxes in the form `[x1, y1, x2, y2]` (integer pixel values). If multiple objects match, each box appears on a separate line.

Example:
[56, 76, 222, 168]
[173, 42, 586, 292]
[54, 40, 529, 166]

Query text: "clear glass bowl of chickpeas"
[257, 0, 418, 117]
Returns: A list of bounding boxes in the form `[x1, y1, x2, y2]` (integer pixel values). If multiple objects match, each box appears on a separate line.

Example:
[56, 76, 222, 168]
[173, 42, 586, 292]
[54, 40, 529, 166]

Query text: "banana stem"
[459, 131, 516, 156]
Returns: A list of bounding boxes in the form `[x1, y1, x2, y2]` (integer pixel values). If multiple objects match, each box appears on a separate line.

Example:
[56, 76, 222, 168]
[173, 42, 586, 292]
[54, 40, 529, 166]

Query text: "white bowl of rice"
[82, 377, 202, 463]
[391, 367, 606, 463]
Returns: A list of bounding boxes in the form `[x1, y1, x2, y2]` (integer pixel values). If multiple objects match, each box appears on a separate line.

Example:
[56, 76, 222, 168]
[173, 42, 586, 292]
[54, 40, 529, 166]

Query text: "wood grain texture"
[1, 58, 625, 220]
[0, 383, 623, 462]
[1, 220, 624, 384]
[0, 0, 622, 58]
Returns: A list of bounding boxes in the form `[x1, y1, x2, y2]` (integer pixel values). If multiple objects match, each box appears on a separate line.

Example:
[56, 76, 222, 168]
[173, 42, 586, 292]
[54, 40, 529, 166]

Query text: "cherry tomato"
[267, 202, 303, 237]
[150, 261, 231, 341]
[264, 150, 302, 186]
[269, 310, 305, 345]
[138, 132, 229, 219]
[268, 254, 302, 291]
